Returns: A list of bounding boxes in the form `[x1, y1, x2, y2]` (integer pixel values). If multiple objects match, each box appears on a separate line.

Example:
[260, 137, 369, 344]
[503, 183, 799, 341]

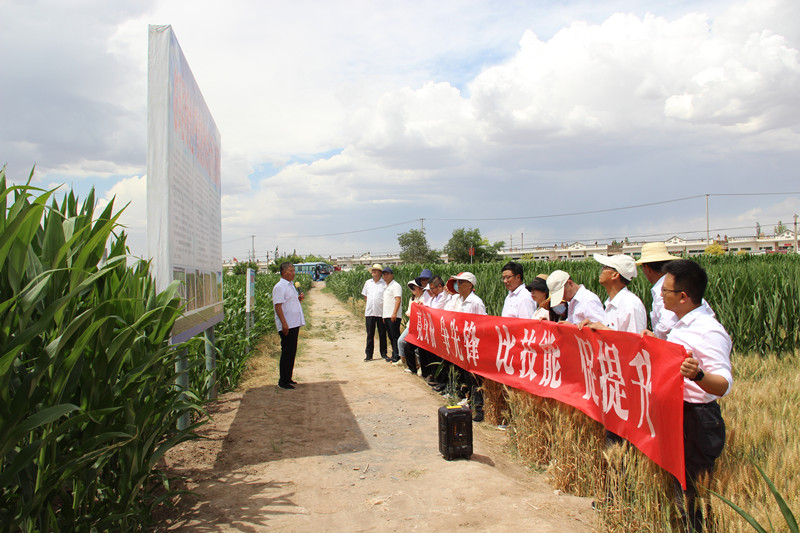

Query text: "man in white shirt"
[546, 270, 605, 325]
[636, 242, 716, 339]
[645, 259, 732, 533]
[447, 272, 487, 315]
[636, 242, 679, 339]
[500, 261, 536, 319]
[416, 268, 434, 306]
[582, 254, 647, 334]
[272, 262, 306, 390]
[361, 263, 387, 361]
[427, 276, 447, 309]
[381, 266, 403, 363]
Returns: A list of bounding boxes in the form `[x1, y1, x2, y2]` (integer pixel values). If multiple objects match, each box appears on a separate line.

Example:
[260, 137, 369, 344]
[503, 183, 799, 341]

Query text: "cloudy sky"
[2, 0, 799, 262]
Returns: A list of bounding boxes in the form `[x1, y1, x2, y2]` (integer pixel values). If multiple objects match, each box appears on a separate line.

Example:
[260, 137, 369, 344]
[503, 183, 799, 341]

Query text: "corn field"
[0, 168, 307, 530]
[0, 171, 201, 531]
[326, 255, 800, 354]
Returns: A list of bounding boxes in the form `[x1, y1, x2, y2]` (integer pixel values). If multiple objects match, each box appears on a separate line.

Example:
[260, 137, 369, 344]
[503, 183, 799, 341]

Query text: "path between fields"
[158, 282, 595, 532]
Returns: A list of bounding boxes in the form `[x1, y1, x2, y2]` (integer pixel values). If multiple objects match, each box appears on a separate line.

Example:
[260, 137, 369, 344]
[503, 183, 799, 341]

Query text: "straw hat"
[635, 242, 678, 265]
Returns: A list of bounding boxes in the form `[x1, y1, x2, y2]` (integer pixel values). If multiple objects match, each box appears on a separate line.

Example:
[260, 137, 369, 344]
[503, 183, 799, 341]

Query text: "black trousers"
[674, 401, 726, 533]
[278, 327, 300, 386]
[402, 336, 418, 373]
[384, 317, 401, 359]
[364, 316, 387, 359]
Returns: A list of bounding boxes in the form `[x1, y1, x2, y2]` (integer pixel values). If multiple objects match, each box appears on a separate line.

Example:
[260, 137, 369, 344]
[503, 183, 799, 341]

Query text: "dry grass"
[480, 379, 508, 425]
[489, 352, 800, 532]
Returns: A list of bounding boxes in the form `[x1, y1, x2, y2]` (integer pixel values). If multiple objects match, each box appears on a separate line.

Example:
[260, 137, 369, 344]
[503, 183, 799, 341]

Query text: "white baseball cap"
[593, 253, 638, 281]
[546, 270, 570, 305]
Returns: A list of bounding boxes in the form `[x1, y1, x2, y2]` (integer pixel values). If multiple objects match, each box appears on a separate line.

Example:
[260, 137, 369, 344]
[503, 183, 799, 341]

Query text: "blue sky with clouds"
[2, 0, 799, 261]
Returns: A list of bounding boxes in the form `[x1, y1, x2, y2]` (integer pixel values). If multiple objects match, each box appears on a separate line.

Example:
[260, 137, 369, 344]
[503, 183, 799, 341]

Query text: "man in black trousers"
[273, 262, 305, 389]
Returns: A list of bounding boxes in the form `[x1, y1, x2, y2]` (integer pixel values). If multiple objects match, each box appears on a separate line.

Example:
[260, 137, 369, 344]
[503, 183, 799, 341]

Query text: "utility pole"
[510, 234, 513, 251]
[251, 235, 255, 262]
[521, 233, 524, 252]
[795, 214, 798, 254]
[705, 194, 710, 244]
[420, 218, 425, 232]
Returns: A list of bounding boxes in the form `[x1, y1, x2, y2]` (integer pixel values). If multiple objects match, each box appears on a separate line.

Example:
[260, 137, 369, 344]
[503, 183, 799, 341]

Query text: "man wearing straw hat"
[361, 264, 388, 361]
[636, 242, 715, 339]
[636, 242, 680, 339]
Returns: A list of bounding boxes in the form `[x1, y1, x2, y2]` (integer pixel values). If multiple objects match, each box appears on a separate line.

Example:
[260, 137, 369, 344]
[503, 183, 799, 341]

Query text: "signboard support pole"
[204, 326, 217, 400]
[175, 349, 190, 430]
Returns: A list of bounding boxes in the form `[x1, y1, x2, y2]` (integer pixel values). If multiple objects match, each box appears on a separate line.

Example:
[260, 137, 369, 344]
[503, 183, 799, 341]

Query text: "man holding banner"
[647, 259, 732, 532]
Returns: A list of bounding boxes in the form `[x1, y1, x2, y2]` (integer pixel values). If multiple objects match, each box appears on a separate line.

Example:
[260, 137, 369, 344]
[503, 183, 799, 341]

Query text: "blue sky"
[1, 0, 799, 262]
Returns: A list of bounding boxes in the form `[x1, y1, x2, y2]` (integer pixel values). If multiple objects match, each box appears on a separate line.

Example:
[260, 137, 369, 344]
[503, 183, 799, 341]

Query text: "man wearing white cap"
[585, 254, 647, 333]
[361, 264, 387, 361]
[546, 270, 604, 325]
[446, 272, 487, 315]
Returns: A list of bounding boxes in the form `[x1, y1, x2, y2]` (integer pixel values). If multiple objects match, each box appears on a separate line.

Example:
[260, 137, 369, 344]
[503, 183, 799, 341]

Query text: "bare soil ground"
[156, 282, 595, 532]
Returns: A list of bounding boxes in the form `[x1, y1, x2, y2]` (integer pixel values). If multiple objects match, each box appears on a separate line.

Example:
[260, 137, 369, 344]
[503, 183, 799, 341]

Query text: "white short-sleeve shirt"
[382, 279, 402, 319]
[273, 277, 306, 330]
[567, 285, 605, 325]
[667, 305, 733, 403]
[361, 278, 386, 317]
[603, 287, 648, 333]
[502, 283, 537, 319]
[452, 291, 487, 315]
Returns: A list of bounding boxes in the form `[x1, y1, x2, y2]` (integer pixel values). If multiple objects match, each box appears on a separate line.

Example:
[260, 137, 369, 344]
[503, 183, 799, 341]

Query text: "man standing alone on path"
[273, 262, 305, 390]
[362, 264, 387, 361]
[382, 266, 403, 363]
[500, 261, 536, 319]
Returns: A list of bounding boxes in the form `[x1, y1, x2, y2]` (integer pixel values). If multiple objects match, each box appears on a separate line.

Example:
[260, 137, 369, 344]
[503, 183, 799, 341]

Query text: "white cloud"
[3, 0, 799, 261]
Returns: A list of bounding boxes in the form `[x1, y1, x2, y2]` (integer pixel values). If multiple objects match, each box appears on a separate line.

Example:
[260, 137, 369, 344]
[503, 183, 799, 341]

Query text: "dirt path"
[158, 282, 595, 532]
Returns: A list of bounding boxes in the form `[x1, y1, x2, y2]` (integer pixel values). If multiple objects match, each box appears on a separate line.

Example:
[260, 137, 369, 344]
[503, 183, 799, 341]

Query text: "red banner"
[406, 303, 687, 488]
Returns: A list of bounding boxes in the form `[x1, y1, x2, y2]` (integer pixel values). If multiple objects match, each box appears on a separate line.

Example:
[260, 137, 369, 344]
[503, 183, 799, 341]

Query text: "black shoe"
[289, 380, 297, 385]
[364, 357, 374, 362]
[390, 357, 400, 363]
[432, 383, 446, 392]
[472, 410, 484, 422]
[382, 356, 391, 362]
[277, 383, 295, 390]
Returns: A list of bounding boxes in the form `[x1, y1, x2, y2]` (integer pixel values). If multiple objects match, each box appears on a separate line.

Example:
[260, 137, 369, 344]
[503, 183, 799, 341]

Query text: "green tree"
[268, 254, 303, 273]
[304, 254, 327, 263]
[775, 220, 788, 235]
[232, 260, 259, 275]
[398, 229, 440, 263]
[443, 228, 505, 263]
[704, 243, 725, 255]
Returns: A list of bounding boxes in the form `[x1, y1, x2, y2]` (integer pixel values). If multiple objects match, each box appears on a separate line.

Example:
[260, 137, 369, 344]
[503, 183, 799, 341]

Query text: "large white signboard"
[147, 25, 223, 343]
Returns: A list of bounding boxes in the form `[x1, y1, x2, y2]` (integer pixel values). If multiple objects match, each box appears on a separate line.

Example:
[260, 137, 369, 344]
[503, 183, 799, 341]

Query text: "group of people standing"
[359, 243, 731, 533]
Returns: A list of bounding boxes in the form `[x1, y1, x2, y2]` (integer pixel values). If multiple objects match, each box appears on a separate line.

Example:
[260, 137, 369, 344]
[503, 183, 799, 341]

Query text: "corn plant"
[0, 168, 202, 531]
[710, 462, 798, 533]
